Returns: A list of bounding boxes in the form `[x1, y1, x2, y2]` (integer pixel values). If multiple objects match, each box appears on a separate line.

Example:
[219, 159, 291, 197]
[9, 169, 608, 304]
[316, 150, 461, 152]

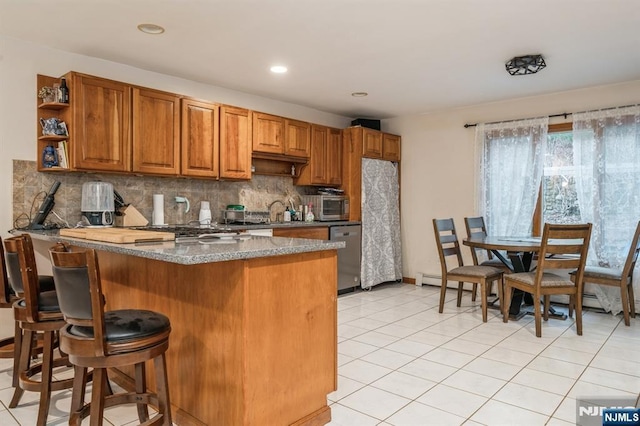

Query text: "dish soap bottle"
[305, 203, 315, 222]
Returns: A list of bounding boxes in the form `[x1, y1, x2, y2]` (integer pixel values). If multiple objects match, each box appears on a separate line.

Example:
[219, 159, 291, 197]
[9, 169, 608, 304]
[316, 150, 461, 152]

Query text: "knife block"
[115, 205, 148, 227]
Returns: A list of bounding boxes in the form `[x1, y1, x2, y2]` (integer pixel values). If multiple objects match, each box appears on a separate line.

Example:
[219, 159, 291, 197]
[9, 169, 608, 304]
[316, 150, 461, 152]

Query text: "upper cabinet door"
[284, 119, 311, 157]
[220, 106, 252, 179]
[72, 74, 132, 172]
[326, 128, 342, 185]
[132, 87, 181, 175]
[362, 128, 383, 159]
[309, 124, 328, 183]
[252, 112, 284, 154]
[382, 133, 401, 162]
[181, 99, 220, 178]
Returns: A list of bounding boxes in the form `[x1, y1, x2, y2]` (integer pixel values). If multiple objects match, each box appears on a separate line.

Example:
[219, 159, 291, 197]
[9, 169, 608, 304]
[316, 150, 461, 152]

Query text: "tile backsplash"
[12, 160, 310, 229]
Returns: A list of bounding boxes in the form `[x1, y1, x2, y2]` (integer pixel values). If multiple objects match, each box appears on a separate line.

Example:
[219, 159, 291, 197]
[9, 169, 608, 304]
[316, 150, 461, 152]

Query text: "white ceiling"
[2, 0, 640, 119]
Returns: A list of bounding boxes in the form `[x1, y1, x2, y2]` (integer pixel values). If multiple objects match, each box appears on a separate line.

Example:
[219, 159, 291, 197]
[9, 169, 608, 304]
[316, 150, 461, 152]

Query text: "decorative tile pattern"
[12, 160, 310, 228]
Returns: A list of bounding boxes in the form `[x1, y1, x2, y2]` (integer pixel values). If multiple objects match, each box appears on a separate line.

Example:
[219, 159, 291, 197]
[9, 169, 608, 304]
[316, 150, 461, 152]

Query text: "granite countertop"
[18, 230, 345, 266]
[216, 220, 361, 230]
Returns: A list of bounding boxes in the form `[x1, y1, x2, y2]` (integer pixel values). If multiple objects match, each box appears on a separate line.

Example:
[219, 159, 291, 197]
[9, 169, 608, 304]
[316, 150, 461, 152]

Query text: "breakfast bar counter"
[24, 231, 344, 426]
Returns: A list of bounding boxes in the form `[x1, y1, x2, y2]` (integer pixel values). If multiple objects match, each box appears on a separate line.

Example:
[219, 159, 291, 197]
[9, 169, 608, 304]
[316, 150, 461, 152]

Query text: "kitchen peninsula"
[25, 231, 344, 426]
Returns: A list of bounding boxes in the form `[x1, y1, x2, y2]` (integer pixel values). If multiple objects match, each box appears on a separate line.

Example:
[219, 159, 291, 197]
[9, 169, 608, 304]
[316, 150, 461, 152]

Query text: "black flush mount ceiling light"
[505, 54, 546, 75]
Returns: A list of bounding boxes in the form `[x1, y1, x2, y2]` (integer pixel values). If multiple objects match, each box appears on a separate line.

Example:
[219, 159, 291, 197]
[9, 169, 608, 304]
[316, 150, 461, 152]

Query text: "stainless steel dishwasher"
[329, 224, 361, 293]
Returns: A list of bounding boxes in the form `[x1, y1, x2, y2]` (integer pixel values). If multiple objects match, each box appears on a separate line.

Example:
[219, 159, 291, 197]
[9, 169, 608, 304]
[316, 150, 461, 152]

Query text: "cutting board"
[60, 228, 175, 244]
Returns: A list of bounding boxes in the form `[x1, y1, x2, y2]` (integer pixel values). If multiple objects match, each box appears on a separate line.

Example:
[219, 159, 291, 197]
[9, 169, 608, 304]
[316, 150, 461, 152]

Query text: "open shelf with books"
[37, 73, 72, 171]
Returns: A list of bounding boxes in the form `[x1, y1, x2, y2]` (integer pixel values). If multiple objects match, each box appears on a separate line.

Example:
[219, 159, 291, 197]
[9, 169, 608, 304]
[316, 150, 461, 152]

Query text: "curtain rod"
[463, 103, 640, 128]
[463, 113, 570, 128]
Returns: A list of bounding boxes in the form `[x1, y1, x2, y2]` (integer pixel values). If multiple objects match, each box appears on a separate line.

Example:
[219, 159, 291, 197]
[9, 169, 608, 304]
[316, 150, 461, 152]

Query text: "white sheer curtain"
[475, 118, 548, 236]
[573, 106, 640, 314]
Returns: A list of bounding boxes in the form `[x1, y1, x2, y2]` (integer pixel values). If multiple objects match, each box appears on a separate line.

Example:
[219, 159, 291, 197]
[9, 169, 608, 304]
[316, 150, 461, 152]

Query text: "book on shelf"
[56, 140, 69, 169]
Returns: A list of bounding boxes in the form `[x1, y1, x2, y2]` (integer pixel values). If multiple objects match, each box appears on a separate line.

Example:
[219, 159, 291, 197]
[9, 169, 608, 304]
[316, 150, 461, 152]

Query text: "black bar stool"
[4, 234, 74, 426]
[49, 242, 172, 426]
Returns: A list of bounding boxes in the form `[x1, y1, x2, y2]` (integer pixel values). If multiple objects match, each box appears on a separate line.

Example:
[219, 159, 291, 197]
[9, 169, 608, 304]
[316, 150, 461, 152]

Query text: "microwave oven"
[301, 195, 349, 221]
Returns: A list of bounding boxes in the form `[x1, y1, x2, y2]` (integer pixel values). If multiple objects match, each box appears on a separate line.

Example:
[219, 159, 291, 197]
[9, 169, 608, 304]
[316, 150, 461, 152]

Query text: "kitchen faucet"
[268, 199, 285, 223]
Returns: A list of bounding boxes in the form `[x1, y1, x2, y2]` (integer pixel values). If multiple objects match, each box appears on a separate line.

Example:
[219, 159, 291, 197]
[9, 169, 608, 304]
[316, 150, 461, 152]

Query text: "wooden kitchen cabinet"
[181, 98, 220, 178]
[132, 87, 181, 175]
[360, 127, 401, 161]
[308, 124, 328, 183]
[284, 119, 311, 157]
[273, 226, 329, 240]
[295, 124, 342, 186]
[362, 128, 383, 158]
[326, 127, 343, 185]
[72, 73, 132, 172]
[382, 133, 401, 162]
[252, 112, 284, 154]
[342, 126, 401, 221]
[220, 105, 252, 179]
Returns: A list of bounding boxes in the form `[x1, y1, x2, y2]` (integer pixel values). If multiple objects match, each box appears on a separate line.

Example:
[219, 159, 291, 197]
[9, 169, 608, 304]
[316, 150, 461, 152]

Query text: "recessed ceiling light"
[137, 23, 165, 35]
[270, 65, 288, 74]
[351, 92, 368, 97]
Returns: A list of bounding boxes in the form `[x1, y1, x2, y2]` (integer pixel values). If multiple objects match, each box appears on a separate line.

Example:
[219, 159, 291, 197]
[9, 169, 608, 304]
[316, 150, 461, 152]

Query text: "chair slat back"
[433, 218, 464, 273]
[535, 223, 592, 288]
[464, 216, 494, 265]
[0, 236, 14, 306]
[621, 220, 640, 280]
[4, 234, 43, 322]
[49, 243, 107, 357]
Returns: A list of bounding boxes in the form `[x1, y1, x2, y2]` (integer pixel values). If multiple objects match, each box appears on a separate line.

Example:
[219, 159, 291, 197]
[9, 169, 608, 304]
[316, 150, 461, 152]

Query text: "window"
[478, 108, 640, 313]
[532, 123, 580, 235]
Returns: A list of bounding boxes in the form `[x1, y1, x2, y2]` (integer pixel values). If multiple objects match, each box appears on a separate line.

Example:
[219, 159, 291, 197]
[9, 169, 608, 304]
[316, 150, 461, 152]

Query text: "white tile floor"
[0, 282, 638, 425]
[328, 283, 640, 426]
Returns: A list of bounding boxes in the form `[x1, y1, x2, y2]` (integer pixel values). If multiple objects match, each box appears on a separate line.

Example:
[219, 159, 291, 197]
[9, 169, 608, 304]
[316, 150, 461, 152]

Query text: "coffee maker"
[81, 182, 115, 227]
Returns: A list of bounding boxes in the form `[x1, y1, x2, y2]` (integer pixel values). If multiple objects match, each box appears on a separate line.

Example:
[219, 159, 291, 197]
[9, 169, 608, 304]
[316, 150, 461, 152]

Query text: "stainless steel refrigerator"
[360, 158, 403, 289]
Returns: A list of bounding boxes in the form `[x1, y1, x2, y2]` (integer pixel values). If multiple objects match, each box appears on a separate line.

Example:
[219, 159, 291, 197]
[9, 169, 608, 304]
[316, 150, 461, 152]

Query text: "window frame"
[531, 122, 573, 236]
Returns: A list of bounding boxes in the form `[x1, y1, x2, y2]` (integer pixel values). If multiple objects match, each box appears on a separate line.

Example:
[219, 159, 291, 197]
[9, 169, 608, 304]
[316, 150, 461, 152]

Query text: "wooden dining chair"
[503, 223, 592, 337]
[49, 242, 172, 426]
[464, 216, 511, 271]
[464, 216, 513, 297]
[570, 220, 640, 326]
[433, 218, 504, 322]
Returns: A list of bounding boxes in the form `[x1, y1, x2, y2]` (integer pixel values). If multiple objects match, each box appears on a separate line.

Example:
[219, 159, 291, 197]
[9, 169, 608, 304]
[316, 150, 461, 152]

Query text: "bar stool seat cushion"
[16, 290, 59, 312]
[69, 309, 170, 342]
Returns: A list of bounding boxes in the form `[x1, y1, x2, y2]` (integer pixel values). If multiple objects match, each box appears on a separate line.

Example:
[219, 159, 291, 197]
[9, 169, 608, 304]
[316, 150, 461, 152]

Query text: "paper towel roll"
[152, 194, 165, 225]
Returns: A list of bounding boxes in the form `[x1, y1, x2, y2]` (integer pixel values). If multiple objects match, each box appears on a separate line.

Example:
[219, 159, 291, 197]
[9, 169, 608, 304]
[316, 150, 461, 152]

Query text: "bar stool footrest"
[70, 392, 164, 426]
[18, 357, 74, 392]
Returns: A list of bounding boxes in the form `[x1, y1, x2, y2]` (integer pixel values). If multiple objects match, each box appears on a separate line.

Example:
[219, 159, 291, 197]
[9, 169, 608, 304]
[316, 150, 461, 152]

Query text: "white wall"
[0, 36, 352, 238]
[384, 79, 640, 283]
[4, 35, 640, 288]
